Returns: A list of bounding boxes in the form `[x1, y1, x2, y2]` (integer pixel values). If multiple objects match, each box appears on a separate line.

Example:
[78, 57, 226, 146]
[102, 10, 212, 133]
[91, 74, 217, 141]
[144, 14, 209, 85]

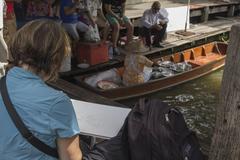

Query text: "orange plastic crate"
[76, 42, 109, 65]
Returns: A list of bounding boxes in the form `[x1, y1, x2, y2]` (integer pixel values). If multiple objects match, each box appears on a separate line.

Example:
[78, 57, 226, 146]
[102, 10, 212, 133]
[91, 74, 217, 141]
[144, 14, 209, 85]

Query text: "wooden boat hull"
[73, 42, 228, 101]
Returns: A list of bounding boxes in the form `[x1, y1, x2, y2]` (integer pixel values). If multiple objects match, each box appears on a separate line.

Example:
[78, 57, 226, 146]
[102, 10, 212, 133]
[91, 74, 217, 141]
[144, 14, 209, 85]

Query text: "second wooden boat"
[73, 42, 228, 101]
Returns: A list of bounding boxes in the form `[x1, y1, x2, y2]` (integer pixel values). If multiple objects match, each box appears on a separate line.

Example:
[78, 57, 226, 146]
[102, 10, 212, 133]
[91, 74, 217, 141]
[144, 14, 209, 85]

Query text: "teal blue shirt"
[0, 67, 80, 159]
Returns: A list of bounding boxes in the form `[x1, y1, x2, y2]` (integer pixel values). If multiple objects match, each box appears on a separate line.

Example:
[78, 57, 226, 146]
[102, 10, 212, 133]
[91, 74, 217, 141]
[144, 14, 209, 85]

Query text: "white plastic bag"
[143, 66, 153, 82]
[0, 62, 7, 78]
[84, 24, 100, 42]
[84, 68, 121, 87]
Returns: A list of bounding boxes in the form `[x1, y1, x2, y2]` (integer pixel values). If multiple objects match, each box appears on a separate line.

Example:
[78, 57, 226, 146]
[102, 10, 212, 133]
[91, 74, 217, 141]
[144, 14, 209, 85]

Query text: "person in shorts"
[103, 0, 133, 55]
[84, 0, 110, 43]
[60, 0, 89, 41]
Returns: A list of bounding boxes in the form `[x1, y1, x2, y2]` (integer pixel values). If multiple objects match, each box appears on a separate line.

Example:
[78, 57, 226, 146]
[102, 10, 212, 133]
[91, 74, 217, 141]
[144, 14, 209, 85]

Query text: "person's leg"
[96, 16, 110, 42]
[141, 27, 152, 47]
[76, 21, 90, 41]
[106, 14, 120, 48]
[112, 22, 120, 55]
[122, 16, 133, 45]
[76, 21, 89, 33]
[153, 24, 167, 45]
[158, 23, 167, 42]
[0, 29, 8, 62]
[62, 23, 80, 41]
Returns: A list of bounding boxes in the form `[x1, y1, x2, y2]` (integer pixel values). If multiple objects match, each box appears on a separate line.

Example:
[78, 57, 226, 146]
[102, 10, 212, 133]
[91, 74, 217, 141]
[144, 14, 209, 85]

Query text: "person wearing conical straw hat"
[123, 39, 154, 86]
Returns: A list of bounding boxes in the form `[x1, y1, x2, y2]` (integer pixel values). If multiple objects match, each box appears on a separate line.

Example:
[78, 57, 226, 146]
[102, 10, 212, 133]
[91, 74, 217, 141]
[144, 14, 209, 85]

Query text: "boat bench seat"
[188, 53, 222, 66]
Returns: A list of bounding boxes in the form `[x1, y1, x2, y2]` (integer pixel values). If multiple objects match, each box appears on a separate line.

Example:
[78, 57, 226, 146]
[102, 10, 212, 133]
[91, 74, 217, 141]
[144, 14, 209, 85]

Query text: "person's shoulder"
[43, 84, 70, 104]
[144, 9, 151, 14]
[159, 8, 168, 17]
[52, 88, 68, 99]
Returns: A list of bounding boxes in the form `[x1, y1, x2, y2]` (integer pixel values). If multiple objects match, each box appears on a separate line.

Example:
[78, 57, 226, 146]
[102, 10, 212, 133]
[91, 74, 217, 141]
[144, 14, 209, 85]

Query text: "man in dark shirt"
[103, 0, 133, 55]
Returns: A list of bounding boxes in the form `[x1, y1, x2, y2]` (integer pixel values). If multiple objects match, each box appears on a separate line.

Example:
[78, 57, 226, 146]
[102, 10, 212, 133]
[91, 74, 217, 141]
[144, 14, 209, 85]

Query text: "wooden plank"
[209, 24, 240, 160]
[126, 1, 240, 20]
[201, 6, 210, 22]
[48, 79, 126, 107]
[227, 5, 235, 17]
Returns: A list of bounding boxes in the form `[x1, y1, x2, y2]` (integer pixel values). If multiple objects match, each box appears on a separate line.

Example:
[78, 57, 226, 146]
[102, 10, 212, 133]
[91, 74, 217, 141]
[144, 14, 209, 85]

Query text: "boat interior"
[158, 42, 227, 67]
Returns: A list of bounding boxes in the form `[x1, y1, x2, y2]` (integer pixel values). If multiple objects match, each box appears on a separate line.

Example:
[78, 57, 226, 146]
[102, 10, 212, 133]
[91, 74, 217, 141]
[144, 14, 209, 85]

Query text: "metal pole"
[185, 0, 190, 32]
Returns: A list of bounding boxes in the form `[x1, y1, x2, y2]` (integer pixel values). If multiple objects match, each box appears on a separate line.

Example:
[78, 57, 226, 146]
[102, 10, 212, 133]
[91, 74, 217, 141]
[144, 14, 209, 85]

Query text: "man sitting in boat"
[140, 1, 168, 48]
[123, 39, 154, 86]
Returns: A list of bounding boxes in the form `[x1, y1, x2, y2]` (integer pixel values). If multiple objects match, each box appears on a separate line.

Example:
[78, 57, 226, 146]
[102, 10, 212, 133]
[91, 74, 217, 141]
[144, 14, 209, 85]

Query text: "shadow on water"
[120, 69, 224, 154]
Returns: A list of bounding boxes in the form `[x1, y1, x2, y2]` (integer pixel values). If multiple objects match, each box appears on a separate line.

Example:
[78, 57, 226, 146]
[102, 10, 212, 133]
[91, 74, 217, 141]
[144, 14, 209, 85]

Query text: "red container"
[75, 42, 109, 65]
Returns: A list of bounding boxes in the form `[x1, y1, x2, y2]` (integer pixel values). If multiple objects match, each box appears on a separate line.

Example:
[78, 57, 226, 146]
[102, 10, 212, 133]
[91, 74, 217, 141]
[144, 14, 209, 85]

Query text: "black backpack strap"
[0, 76, 59, 158]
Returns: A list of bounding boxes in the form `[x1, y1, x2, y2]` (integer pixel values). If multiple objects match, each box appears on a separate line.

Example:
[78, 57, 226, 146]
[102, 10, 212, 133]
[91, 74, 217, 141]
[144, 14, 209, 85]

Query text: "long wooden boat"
[71, 42, 227, 101]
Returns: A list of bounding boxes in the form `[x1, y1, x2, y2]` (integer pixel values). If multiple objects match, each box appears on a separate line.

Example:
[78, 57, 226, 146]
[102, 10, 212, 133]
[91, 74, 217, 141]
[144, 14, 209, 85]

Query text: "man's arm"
[142, 10, 162, 31]
[57, 135, 83, 160]
[141, 10, 153, 28]
[120, 2, 125, 17]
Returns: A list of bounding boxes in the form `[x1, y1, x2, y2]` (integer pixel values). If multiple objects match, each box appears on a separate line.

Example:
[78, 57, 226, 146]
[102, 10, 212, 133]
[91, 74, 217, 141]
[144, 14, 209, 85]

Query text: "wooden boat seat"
[187, 52, 222, 66]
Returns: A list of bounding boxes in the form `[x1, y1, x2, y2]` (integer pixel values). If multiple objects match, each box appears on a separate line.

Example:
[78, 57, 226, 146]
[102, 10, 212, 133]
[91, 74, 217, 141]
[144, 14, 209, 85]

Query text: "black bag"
[87, 98, 206, 160]
[127, 98, 206, 160]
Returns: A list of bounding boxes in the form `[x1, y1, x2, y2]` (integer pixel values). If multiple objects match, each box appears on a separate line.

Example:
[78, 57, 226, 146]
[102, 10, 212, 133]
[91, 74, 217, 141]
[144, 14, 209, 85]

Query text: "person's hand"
[159, 21, 167, 26]
[152, 59, 159, 67]
[104, 21, 110, 27]
[75, 5, 81, 13]
[152, 24, 162, 31]
[118, 17, 124, 25]
[90, 20, 96, 27]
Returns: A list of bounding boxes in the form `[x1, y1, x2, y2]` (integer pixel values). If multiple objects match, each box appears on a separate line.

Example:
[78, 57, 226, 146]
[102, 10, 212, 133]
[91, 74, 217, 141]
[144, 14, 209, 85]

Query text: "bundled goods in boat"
[151, 61, 192, 80]
[84, 68, 121, 88]
[97, 80, 120, 90]
[170, 62, 192, 72]
[151, 67, 174, 79]
[157, 60, 175, 68]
